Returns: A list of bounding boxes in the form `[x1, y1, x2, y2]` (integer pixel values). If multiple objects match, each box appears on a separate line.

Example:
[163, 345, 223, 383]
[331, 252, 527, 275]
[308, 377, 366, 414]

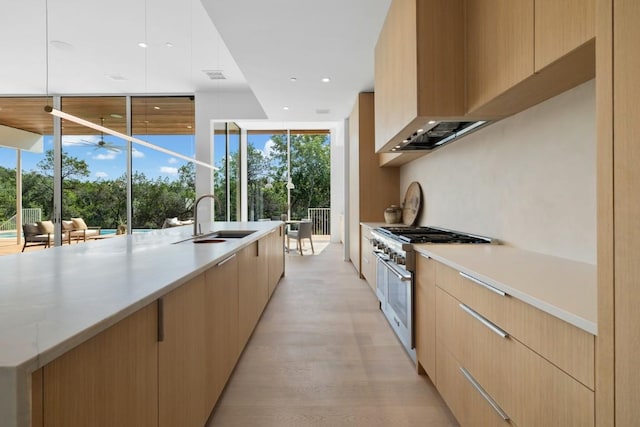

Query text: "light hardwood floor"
[207, 242, 458, 427]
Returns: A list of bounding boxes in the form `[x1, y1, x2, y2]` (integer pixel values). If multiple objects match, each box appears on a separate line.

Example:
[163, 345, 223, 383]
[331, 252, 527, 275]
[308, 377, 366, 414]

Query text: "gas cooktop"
[376, 226, 495, 244]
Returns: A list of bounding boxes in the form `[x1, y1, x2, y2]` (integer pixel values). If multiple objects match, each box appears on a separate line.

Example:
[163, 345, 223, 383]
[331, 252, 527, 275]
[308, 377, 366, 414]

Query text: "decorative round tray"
[402, 181, 422, 226]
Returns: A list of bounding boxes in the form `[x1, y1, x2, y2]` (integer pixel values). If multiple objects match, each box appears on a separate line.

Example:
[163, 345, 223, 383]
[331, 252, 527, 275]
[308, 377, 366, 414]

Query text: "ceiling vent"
[202, 70, 226, 80]
[316, 108, 330, 115]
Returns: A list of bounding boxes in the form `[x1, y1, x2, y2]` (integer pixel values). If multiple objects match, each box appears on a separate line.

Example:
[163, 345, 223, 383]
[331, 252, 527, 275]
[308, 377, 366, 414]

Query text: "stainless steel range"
[371, 226, 496, 362]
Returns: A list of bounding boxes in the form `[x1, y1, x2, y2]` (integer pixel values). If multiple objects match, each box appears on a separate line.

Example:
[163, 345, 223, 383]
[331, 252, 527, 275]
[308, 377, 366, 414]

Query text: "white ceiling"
[0, 0, 391, 124]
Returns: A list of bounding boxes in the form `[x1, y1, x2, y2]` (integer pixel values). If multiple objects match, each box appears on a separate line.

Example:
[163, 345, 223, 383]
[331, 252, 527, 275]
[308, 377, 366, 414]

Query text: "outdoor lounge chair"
[21, 221, 69, 251]
[63, 218, 101, 242]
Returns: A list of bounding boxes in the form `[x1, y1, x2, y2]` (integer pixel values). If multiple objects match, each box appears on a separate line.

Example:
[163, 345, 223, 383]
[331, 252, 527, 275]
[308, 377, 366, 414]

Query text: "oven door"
[375, 252, 388, 305]
[374, 253, 416, 362]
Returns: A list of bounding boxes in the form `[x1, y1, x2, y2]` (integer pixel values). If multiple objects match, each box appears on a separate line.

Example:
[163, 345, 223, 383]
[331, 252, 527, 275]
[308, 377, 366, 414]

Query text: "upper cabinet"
[466, 0, 534, 113]
[535, 0, 595, 71]
[466, 0, 595, 118]
[374, 0, 465, 154]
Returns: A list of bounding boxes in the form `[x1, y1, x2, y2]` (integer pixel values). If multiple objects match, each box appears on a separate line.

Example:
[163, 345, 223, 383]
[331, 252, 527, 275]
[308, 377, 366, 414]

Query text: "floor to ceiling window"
[0, 97, 52, 242]
[246, 130, 287, 221]
[132, 96, 195, 229]
[213, 122, 241, 221]
[60, 96, 127, 232]
[289, 130, 331, 232]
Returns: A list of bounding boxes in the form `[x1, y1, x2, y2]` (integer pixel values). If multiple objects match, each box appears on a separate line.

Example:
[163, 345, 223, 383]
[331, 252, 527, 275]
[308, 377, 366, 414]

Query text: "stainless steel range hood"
[392, 120, 490, 152]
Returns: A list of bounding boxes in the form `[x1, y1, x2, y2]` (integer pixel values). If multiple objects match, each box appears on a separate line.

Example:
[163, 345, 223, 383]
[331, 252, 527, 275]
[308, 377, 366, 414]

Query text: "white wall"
[330, 123, 346, 244]
[400, 80, 596, 264]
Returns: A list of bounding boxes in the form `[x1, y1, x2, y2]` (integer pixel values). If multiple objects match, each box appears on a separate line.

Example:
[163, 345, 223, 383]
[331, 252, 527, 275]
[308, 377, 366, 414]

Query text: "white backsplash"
[400, 80, 596, 264]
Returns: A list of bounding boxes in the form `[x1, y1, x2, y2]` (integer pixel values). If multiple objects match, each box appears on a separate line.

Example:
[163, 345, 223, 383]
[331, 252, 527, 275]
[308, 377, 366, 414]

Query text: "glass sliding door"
[132, 96, 195, 230]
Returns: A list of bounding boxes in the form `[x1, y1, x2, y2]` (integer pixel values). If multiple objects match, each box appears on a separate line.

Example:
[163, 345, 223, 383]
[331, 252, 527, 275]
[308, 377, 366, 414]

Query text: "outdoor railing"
[0, 208, 42, 231]
[307, 207, 330, 235]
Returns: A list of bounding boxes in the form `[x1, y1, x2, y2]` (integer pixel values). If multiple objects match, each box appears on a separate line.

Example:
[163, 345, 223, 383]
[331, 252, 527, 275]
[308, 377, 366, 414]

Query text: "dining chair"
[286, 220, 314, 255]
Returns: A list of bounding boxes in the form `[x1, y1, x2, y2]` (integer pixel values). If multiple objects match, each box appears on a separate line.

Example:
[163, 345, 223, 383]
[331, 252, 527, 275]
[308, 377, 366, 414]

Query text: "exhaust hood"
[391, 120, 490, 152]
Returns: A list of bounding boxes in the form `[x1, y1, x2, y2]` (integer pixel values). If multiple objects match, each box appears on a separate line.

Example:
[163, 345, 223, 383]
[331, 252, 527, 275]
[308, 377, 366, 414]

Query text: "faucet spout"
[193, 194, 218, 236]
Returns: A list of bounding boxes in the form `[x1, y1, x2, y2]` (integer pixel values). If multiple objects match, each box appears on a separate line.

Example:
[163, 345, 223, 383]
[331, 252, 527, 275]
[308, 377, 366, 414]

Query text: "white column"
[194, 95, 214, 222]
[240, 127, 248, 222]
[16, 149, 22, 245]
[331, 121, 347, 248]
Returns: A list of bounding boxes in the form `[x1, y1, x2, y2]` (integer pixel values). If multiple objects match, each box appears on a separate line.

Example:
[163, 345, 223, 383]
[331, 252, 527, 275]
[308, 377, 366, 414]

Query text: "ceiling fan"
[77, 118, 124, 152]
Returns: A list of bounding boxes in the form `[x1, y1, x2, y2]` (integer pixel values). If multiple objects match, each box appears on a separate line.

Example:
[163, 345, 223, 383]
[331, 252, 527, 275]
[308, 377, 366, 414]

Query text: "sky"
[0, 132, 276, 181]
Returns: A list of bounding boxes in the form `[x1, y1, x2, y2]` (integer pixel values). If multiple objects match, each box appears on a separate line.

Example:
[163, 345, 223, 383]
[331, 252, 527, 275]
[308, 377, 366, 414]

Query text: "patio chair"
[286, 220, 314, 255]
[21, 222, 53, 251]
[66, 218, 101, 242]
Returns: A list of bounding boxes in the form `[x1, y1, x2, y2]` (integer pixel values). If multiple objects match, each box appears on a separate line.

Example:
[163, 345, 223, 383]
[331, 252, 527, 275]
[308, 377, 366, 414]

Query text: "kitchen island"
[0, 221, 285, 427]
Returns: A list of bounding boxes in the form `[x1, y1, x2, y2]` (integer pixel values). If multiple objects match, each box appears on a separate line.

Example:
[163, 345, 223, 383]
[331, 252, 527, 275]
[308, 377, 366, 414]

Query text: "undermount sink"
[173, 230, 257, 244]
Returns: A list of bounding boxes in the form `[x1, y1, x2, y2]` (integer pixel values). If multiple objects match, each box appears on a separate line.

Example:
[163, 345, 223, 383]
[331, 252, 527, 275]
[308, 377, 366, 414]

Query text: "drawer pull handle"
[217, 253, 236, 267]
[460, 367, 510, 421]
[459, 303, 509, 339]
[459, 272, 506, 296]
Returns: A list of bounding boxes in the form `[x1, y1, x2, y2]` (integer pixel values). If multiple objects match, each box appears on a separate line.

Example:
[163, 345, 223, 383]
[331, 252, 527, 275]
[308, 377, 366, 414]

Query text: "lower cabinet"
[159, 275, 208, 427]
[268, 226, 285, 298]
[33, 232, 283, 427]
[360, 224, 376, 292]
[415, 253, 436, 380]
[238, 238, 269, 348]
[39, 302, 159, 427]
[205, 252, 240, 407]
[436, 286, 593, 426]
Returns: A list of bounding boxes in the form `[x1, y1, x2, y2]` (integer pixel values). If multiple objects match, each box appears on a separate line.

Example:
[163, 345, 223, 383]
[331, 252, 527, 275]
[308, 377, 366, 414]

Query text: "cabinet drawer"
[436, 343, 511, 427]
[435, 262, 594, 389]
[437, 287, 594, 427]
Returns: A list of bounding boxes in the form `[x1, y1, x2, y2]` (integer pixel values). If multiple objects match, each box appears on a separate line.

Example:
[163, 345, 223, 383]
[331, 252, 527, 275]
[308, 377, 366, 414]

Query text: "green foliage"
[1, 151, 196, 229]
[214, 132, 331, 221]
[2, 134, 330, 229]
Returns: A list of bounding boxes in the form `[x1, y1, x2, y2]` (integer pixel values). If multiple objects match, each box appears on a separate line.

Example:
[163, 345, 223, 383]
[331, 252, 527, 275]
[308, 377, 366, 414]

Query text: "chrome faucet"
[193, 194, 218, 236]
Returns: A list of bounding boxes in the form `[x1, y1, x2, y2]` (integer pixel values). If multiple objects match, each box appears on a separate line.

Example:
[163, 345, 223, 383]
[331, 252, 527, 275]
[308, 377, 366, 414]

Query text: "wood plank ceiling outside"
[0, 96, 195, 136]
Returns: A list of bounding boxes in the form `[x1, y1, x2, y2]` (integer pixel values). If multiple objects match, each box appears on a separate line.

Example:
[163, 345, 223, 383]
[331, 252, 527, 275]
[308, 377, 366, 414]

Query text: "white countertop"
[0, 221, 281, 427]
[413, 244, 597, 335]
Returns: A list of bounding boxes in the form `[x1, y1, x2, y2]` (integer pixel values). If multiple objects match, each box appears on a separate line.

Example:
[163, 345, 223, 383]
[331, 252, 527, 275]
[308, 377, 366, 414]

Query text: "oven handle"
[374, 252, 412, 281]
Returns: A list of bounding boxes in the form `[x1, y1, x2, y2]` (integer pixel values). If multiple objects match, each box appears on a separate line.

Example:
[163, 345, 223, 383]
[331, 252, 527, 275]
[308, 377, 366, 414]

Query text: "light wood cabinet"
[158, 275, 208, 427]
[41, 303, 158, 427]
[205, 253, 239, 407]
[268, 226, 285, 298]
[415, 253, 436, 380]
[436, 344, 511, 427]
[238, 238, 269, 348]
[359, 224, 376, 292]
[465, 0, 534, 114]
[597, 1, 640, 425]
[348, 93, 399, 279]
[535, 0, 595, 71]
[435, 263, 594, 389]
[374, 0, 465, 153]
[465, 0, 595, 118]
[436, 286, 594, 426]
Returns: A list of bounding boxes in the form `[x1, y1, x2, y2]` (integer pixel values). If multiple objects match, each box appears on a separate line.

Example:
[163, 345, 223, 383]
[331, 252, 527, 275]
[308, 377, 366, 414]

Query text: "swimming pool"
[0, 229, 154, 238]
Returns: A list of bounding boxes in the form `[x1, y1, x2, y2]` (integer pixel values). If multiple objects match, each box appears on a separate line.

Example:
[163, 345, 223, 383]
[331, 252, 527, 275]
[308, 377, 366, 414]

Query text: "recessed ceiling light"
[290, 77, 297, 82]
[137, 42, 148, 48]
[428, 120, 436, 125]
[165, 42, 174, 48]
[105, 74, 128, 81]
[110, 113, 123, 119]
[187, 125, 192, 129]
[417, 128, 424, 133]
[283, 106, 289, 111]
[49, 40, 74, 51]
[154, 106, 160, 110]
[321, 77, 331, 83]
